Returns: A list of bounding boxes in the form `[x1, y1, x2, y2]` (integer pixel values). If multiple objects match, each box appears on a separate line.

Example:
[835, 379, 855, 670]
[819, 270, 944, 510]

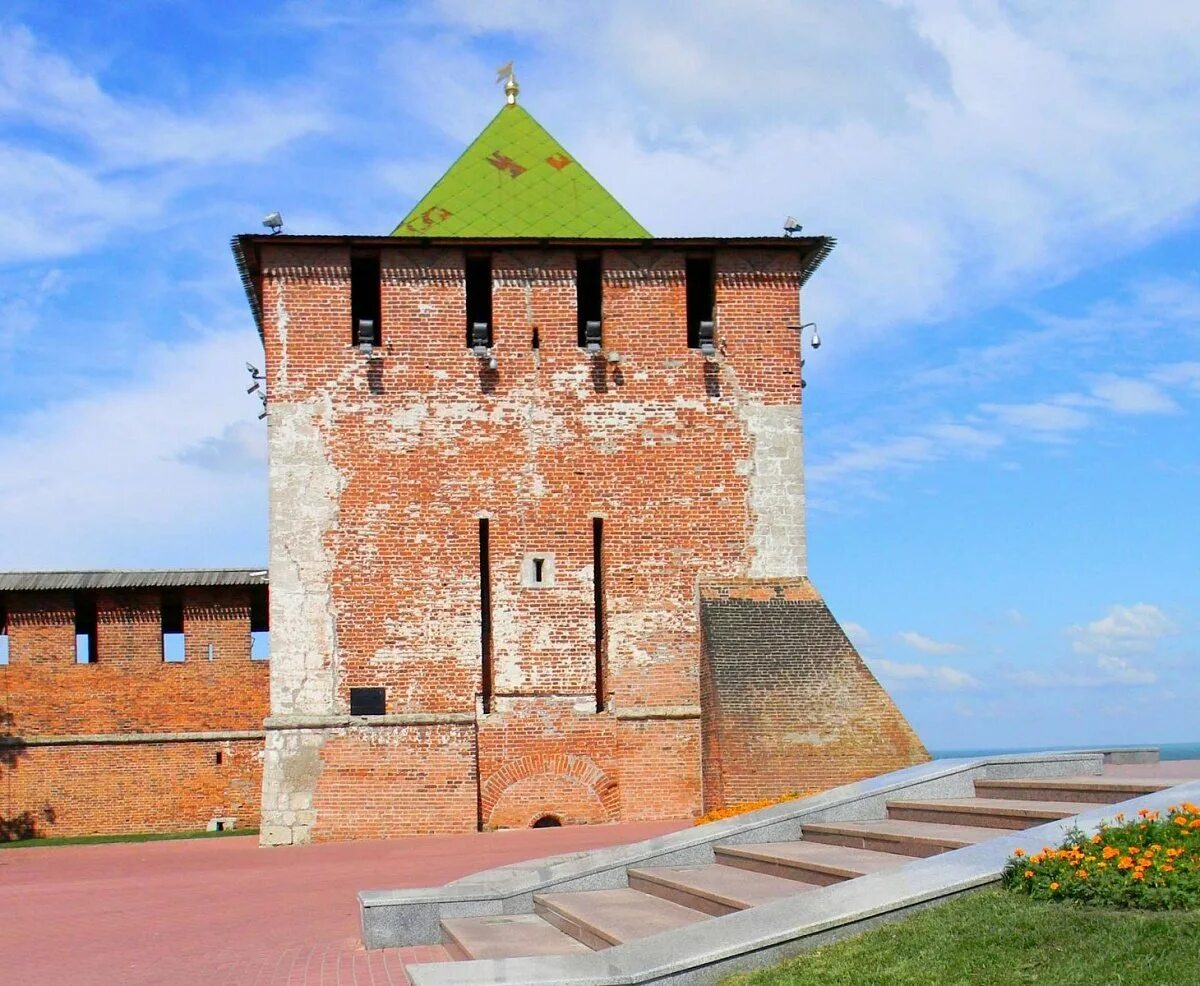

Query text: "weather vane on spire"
[495, 61, 519, 105]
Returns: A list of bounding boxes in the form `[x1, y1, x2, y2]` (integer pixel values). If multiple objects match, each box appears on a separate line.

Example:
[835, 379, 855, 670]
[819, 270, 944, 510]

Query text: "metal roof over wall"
[0, 570, 268, 592]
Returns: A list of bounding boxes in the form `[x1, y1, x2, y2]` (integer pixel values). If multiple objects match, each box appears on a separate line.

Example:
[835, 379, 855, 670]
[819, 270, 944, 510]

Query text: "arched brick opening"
[481, 753, 618, 830]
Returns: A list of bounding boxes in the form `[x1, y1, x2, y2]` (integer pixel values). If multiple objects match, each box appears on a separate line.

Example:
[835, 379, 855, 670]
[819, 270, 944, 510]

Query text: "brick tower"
[234, 77, 926, 845]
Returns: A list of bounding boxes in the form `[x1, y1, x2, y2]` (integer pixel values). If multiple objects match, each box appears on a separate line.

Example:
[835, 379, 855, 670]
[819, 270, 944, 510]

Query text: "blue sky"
[1, 2, 1197, 751]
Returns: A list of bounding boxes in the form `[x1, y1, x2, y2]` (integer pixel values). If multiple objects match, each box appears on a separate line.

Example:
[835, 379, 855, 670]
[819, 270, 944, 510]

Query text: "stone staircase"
[414, 771, 1173, 968]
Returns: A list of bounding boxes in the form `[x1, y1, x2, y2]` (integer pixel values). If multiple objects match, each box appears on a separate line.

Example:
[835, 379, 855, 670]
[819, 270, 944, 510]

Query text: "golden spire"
[496, 61, 519, 105]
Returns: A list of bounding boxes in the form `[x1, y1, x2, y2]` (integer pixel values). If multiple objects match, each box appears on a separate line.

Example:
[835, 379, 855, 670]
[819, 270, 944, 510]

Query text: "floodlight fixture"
[583, 320, 602, 353]
[262, 211, 284, 234]
[783, 216, 803, 236]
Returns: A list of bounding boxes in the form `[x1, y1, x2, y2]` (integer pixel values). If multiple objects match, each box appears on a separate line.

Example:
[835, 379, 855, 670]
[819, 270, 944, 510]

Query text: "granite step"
[886, 797, 1095, 830]
[533, 888, 709, 950]
[714, 839, 913, 885]
[627, 862, 818, 915]
[441, 913, 594, 961]
[974, 776, 1170, 804]
[801, 818, 1004, 857]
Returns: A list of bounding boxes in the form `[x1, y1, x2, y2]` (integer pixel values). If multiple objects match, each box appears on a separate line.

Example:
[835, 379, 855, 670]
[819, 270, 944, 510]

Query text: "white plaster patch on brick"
[267, 399, 343, 717]
[741, 402, 807, 578]
[259, 726, 326, 846]
[388, 403, 429, 447]
[274, 285, 290, 391]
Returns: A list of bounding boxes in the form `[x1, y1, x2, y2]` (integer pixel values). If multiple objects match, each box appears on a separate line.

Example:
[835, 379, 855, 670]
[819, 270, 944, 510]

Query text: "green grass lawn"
[0, 827, 258, 849]
[723, 888, 1200, 986]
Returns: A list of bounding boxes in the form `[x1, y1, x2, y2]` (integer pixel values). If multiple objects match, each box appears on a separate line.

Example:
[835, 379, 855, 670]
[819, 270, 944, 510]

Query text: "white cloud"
[873, 659, 980, 691]
[1088, 376, 1179, 414]
[0, 25, 327, 262]
[0, 329, 267, 567]
[177, 420, 267, 475]
[899, 631, 965, 656]
[1008, 655, 1157, 688]
[980, 400, 1091, 439]
[1069, 603, 1177, 657]
[841, 621, 873, 647]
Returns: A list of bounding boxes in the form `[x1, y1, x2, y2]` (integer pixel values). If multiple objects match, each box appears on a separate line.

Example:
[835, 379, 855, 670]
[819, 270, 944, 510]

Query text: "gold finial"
[495, 61, 519, 105]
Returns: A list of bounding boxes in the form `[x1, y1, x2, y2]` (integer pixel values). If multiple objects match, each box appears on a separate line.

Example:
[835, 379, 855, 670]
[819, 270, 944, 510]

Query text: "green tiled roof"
[391, 104, 650, 238]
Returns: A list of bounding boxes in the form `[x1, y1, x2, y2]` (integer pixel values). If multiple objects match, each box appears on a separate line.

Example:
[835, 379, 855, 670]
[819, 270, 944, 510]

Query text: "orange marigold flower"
[1190, 819, 1200, 829]
[1025, 870, 1034, 879]
[1091, 834, 1103, 844]
[1115, 812, 1126, 822]
[1139, 808, 1151, 818]
[1163, 864, 1175, 872]
[1013, 848, 1025, 857]
[1132, 870, 1145, 881]
[1050, 882, 1060, 891]
[1118, 857, 1134, 869]
[1077, 869, 1088, 879]
[1102, 846, 1119, 859]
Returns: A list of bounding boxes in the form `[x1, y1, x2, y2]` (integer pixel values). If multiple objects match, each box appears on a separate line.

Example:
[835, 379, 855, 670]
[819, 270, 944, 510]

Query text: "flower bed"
[694, 791, 816, 826]
[1003, 802, 1200, 909]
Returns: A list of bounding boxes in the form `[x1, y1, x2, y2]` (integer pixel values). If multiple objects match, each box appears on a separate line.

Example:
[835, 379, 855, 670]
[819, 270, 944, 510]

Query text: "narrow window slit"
[576, 255, 603, 349]
[161, 589, 185, 663]
[479, 519, 494, 714]
[593, 518, 606, 712]
[74, 591, 97, 664]
[350, 254, 382, 351]
[465, 255, 493, 349]
[686, 256, 715, 350]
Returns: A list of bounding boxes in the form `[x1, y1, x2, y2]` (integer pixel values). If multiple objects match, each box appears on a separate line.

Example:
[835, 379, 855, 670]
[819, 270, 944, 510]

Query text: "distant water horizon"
[931, 741, 1200, 762]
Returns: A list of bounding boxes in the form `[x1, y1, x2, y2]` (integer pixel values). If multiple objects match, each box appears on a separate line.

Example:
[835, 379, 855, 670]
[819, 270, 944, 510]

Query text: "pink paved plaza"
[0, 819, 686, 985]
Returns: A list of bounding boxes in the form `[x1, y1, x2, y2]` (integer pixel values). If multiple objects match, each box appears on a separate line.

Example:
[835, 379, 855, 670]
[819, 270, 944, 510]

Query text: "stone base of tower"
[259, 705, 702, 845]
[699, 578, 928, 812]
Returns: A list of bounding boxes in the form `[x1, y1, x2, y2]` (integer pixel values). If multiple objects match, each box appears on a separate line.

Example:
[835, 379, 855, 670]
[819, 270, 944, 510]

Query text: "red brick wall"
[0, 585, 268, 838]
[0, 738, 261, 839]
[309, 724, 478, 841]
[1, 588, 268, 737]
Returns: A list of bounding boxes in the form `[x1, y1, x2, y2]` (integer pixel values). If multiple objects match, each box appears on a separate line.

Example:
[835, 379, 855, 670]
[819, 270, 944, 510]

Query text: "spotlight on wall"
[698, 319, 717, 358]
[783, 216, 803, 237]
[584, 320, 602, 354]
[246, 363, 267, 417]
[606, 351, 622, 364]
[262, 212, 283, 234]
[789, 322, 821, 349]
[357, 318, 378, 353]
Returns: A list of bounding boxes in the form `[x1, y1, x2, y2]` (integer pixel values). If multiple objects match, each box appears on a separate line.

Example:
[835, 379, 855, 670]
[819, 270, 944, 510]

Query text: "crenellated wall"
[0, 584, 269, 839]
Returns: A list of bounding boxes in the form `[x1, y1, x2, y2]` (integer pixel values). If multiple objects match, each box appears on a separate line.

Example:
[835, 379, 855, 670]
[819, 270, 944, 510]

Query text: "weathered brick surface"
[0, 739, 261, 839]
[0, 586, 268, 838]
[254, 240, 920, 842]
[308, 725, 478, 841]
[699, 578, 929, 810]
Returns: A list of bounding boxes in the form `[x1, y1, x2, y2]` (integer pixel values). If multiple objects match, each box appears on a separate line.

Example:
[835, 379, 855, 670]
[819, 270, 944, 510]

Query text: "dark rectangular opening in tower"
[161, 589, 185, 663]
[73, 591, 97, 664]
[465, 255, 493, 348]
[349, 687, 386, 716]
[576, 255, 603, 348]
[686, 256, 715, 349]
[479, 518, 494, 714]
[350, 254, 382, 349]
[593, 517, 606, 713]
